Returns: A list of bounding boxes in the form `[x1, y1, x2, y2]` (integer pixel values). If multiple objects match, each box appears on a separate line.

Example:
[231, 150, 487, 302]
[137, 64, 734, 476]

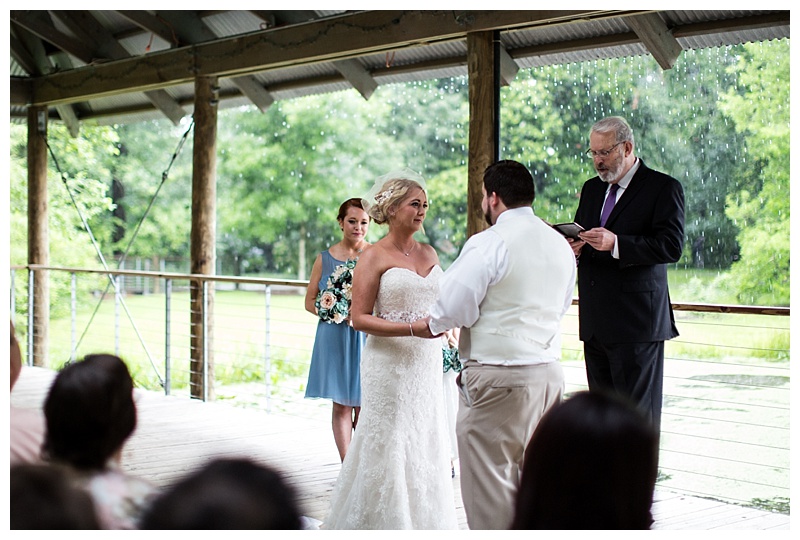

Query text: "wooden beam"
[153, 11, 218, 44]
[10, 10, 96, 64]
[50, 10, 129, 60]
[10, 78, 32, 105]
[13, 24, 82, 134]
[467, 31, 496, 239]
[248, 11, 277, 29]
[189, 76, 218, 401]
[510, 31, 641, 59]
[116, 10, 182, 47]
[50, 10, 189, 125]
[671, 11, 790, 39]
[143, 89, 188, 125]
[333, 59, 378, 100]
[498, 45, 519, 86]
[30, 10, 624, 106]
[270, 10, 323, 26]
[625, 12, 682, 70]
[55, 103, 80, 137]
[9, 31, 39, 75]
[165, 12, 277, 114]
[12, 23, 53, 76]
[230, 76, 275, 112]
[27, 106, 50, 367]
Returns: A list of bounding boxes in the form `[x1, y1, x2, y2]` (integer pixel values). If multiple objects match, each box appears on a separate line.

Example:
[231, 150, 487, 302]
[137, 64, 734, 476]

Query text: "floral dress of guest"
[304, 251, 365, 408]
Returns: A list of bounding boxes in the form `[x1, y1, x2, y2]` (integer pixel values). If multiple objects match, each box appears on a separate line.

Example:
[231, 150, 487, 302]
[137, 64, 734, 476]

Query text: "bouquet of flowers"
[443, 345, 462, 373]
[315, 258, 358, 324]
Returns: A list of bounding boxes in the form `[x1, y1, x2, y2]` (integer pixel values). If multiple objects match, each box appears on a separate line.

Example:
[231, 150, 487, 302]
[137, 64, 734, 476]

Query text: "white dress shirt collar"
[496, 205, 534, 225]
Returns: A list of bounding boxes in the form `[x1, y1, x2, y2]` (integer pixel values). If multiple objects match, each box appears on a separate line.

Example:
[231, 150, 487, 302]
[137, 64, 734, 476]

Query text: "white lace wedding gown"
[324, 266, 458, 530]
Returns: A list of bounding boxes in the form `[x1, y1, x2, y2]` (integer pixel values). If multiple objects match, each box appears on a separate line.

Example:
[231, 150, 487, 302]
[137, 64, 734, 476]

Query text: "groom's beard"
[484, 210, 493, 227]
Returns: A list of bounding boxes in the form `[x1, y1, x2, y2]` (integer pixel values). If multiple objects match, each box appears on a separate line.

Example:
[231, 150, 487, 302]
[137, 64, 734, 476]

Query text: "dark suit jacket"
[574, 159, 685, 344]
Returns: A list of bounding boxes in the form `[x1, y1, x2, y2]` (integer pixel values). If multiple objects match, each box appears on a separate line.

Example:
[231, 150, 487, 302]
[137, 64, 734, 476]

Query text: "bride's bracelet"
[408, 323, 414, 337]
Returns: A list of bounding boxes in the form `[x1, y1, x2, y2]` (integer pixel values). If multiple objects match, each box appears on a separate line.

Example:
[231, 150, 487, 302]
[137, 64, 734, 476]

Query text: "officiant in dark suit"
[569, 116, 685, 433]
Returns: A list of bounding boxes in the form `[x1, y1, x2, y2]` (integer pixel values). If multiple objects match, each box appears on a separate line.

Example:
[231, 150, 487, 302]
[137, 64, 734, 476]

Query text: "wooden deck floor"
[10, 366, 790, 531]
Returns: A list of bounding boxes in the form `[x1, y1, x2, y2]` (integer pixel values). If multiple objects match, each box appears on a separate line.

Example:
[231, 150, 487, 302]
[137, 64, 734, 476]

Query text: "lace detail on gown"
[324, 266, 458, 530]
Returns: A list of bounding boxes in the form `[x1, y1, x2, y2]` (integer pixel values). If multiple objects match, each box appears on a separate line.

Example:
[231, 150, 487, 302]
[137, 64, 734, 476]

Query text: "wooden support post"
[467, 31, 500, 238]
[189, 76, 218, 400]
[27, 106, 49, 367]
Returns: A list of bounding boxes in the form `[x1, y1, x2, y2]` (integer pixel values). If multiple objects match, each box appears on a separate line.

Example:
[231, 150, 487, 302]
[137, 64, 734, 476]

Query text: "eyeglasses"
[585, 142, 623, 158]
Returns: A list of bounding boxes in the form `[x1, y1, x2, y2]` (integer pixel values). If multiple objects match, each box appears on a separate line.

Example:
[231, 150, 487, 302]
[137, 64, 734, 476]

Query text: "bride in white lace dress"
[323, 171, 458, 530]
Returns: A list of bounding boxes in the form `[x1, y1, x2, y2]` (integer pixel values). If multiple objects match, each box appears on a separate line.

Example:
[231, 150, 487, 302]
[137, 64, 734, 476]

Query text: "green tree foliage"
[370, 79, 469, 266]
[717, 40, 790, 305]
[9, 40, 788, 306]
[9, 123, 118, 322]
[501, 51, 748, 269]
[425, 166, 469, 268]
[109, 120, 195, 267]
[632, 48, 747, 269]
[216, 92, 399, 278]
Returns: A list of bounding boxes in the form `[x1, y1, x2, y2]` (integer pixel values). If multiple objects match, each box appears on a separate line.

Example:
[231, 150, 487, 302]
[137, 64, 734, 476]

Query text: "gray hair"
[591, 116, 635, 147]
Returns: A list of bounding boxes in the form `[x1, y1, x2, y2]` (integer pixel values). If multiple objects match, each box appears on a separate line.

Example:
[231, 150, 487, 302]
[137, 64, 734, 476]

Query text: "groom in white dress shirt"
[413, 160, 576, 529]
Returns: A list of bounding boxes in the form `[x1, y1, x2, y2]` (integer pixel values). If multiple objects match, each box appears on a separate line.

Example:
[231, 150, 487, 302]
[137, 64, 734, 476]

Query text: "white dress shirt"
[428, 207, 575, 365]
[606, 157, 640, 258]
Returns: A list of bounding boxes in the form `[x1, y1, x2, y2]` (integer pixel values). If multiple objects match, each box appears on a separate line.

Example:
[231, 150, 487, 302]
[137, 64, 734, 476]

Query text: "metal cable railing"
[9, 264, 790, 512]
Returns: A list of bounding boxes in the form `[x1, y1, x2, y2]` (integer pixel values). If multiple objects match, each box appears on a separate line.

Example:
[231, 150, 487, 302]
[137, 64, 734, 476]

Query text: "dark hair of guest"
[43, 354, 136, 471]
[512, 390, 659, 529]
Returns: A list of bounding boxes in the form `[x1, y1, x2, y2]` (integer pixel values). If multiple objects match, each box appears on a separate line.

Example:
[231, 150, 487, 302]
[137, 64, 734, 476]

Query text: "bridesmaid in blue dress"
[305, 198, 371, 462]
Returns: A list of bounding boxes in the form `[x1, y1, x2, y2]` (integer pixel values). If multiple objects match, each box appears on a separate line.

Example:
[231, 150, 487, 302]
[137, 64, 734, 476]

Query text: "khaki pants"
[456, 360, 564, 530]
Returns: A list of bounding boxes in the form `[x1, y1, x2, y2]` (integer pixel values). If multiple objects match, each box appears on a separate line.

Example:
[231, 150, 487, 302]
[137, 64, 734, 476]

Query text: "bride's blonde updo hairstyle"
[361, 169, 427, 225]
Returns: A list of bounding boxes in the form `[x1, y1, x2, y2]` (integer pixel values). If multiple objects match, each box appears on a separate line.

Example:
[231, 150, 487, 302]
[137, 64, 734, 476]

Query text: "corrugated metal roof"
[9, 10, 789, 127]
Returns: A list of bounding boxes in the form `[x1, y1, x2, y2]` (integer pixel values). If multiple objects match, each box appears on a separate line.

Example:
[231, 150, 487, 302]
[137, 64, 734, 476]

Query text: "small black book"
[551, 222, 585, 241]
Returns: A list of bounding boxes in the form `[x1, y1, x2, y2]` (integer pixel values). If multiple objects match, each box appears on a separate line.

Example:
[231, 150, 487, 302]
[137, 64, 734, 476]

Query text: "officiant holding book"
[569, 116, 685, 434]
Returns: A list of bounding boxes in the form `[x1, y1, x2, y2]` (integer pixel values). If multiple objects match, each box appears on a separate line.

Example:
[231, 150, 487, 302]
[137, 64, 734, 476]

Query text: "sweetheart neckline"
[384, 265, 442, 280]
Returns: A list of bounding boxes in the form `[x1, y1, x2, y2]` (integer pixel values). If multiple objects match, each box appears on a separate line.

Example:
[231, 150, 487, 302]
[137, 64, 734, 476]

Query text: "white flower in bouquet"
[315, 258, 358, 324]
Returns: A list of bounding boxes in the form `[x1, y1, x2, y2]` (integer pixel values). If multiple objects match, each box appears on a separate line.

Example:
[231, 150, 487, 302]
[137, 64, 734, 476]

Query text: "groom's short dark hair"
[483, 160, 535, 208]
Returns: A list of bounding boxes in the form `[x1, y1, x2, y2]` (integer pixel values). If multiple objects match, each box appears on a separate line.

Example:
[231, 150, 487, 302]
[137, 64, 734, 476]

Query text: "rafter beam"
[50, 10, 129, 60]
[116, 10, 182, 47]
[55, 103, 80, 137]
[498, 45, 519, 86]
[143, 90, 188, 124]
[151, 11, 217, 44]
[333, 59, 377, 100]
[11, 20, 81, 133]
[30, 10, 628, 107]
[248, 11, 277, 29]
[10, 10, 96, 64]
[230, 76, 275, 112]
[50, 10, 187, 125]
[625, 12, 682, 70]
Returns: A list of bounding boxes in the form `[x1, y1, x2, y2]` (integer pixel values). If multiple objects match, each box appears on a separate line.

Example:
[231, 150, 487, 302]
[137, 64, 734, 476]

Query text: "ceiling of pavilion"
[9, 10, 790, 134]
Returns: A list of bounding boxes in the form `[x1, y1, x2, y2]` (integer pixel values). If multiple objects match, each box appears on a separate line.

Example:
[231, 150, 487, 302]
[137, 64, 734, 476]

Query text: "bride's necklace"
[391, 239, 416, 257]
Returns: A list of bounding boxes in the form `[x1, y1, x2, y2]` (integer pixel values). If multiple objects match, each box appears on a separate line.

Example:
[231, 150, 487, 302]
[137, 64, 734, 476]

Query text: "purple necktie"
[600, 183, 619, 227]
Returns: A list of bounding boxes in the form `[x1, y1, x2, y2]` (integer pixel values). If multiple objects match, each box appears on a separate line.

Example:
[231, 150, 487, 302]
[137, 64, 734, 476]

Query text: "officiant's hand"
[579, 227, 616, 252]
[411, 317, 440, 339]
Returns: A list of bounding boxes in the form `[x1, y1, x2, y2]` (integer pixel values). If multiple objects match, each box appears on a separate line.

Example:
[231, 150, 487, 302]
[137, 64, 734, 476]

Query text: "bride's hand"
[411, 317, 439, 339]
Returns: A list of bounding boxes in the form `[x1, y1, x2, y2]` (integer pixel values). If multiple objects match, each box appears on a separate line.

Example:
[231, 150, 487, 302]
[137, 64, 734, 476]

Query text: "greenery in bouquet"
[315, 258, 358, 324]
[443, 345, 461, 373]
